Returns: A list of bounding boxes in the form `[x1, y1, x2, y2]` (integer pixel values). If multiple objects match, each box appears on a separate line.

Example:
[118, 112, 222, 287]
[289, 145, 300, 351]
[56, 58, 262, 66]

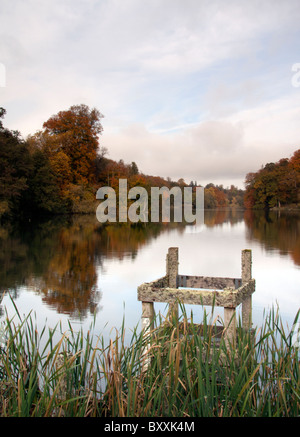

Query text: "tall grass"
[0, 299, 299, 417]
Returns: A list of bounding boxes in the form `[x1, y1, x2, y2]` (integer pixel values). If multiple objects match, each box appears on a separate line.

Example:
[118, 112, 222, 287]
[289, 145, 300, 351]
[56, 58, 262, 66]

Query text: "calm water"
[0, 209, 299, 344]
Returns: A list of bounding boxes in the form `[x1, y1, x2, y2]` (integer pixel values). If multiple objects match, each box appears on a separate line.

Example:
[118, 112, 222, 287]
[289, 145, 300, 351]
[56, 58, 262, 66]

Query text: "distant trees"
[0, 103, 254, 221]
[244, 150, 300, 209]
[202, 183, 244, 209]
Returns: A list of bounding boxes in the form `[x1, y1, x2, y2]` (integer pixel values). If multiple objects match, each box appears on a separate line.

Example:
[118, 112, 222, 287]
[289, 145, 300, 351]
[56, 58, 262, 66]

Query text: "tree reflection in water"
[244, 209, 300, 266]
[0, 209, 299, 320]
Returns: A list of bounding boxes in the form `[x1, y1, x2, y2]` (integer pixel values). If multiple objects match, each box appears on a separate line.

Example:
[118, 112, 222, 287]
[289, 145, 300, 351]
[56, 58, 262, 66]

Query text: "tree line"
[244, 150, 300, 209]
[0, 104, 245, 221]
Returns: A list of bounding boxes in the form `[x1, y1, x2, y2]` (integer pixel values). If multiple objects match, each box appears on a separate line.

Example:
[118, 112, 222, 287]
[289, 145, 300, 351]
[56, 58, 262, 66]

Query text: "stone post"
[224, 307, 236, 349]
[241, 249, 252, 331]
[141, 302, 155, 332]
[55, 352, 74, 402]
[166, 247, 179, 319]
[141, 302, 155, 371]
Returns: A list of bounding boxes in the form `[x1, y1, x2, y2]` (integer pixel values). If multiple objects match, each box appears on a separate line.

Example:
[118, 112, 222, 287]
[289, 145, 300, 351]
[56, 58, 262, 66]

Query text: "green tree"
[130, 161, 139, 176]
[0, 108, 31, 217]
[20, 150, 66, 215]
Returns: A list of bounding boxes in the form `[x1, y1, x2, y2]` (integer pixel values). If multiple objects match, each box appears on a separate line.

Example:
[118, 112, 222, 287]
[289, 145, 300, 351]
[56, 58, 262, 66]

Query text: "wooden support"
[241, 249, 252, 331]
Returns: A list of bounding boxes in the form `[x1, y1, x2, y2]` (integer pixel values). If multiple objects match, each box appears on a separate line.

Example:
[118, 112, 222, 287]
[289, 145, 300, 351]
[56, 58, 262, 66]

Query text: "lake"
[0, 209, 299, 345]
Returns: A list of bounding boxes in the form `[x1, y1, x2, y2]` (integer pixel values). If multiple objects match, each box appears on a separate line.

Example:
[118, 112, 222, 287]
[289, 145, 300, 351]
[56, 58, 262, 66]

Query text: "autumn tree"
[43, 104, 104, 185]
[0, 108, 67, 218]
[244, 173, 256, 209]
[27, 131, 72, 195]
[290, 149, 300, 172]
[204, 184, 228, 208]
[289, 149, 300, 203]
[204, 187, 217, 208]
[244, 150, 300, 209]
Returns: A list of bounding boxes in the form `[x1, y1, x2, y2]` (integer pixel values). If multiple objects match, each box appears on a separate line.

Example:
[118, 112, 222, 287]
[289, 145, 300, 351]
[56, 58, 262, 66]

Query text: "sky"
[1, 0, 300, 188]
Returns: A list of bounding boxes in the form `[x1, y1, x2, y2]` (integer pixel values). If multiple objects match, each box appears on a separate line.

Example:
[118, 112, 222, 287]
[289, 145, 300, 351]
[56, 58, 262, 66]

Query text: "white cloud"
[1, 0, 300, 188]
[101, 91, 300, 188]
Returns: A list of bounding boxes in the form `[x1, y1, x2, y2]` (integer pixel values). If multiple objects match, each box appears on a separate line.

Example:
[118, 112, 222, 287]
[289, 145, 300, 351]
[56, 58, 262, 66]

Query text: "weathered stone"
[241, 249, 253, 330]
[142, 301, 155, 321]
[141, 301, 155, 371]
[138, 248, 256, 355]
[152, 276, 168, 288]
[224, 307, 236, 348]
[166, 247, 179, 318]
[166, 247, 178, 288]
[242, 249, 252, 284]
[138, 280, 255, 308]
[55, 352, 74, 402]
[177, 275, 242, 290]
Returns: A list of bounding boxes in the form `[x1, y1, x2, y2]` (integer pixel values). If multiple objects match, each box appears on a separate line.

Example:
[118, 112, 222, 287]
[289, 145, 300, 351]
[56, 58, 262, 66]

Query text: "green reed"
[0, 298, 299, 417]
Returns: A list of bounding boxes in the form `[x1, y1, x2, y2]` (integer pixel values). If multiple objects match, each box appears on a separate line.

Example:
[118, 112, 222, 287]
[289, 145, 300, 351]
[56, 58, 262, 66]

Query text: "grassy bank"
[0, 301, 299, 417]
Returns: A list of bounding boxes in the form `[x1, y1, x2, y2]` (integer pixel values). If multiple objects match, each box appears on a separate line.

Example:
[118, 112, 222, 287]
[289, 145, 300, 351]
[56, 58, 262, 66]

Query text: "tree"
[0, 108, 32, 216]
[130, 161, 139, 176]
[0, 107, 5, 129]
[43, 104, 104, 185]
[177, 178, 186, 187]
[289, 149, 300, 202]
[244, 150, 300, 209]
[204, 187, 217, 208]
[20, 150, 65, 215]
[290, 149, 300, 172]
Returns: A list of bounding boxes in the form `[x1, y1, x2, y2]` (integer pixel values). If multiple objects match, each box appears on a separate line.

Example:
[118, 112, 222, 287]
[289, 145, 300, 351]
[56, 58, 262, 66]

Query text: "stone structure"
[138, 247, 255, 354]
[55, 352, 74, 402]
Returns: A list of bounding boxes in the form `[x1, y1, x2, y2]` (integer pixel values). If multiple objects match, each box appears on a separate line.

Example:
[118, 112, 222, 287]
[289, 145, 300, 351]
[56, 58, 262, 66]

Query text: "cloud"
[101, 91, 300, 188]
[0, 0, 300, 188]
[101, 121, 244, 186]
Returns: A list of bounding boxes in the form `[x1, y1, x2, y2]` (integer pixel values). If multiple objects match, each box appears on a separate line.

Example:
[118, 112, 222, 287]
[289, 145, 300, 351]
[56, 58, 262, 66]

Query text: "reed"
[0, 298, 299, 417]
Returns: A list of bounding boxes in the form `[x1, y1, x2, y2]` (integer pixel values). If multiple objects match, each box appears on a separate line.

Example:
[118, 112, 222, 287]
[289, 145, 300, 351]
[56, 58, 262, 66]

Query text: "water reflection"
[204, 208, 244, 227]
[0, 208, 299, 321]
[244, 209, 300, 267]
[0, 216, 103, 318]
[0, 216, 184, 319]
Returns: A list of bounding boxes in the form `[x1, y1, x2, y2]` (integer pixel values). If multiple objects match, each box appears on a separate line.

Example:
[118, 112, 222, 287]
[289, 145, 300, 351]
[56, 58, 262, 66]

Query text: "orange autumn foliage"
[43, 104, 104, 185]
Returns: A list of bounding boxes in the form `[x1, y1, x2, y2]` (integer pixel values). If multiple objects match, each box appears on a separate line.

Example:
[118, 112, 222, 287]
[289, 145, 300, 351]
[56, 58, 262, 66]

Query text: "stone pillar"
[166, 247, 179, 318]
[55, 352, 74, 402]
[241, 249, 252, 331]
[141, 301, 155, 371]
[224, 307, 236, 349]
[141, 301, 155, 332]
